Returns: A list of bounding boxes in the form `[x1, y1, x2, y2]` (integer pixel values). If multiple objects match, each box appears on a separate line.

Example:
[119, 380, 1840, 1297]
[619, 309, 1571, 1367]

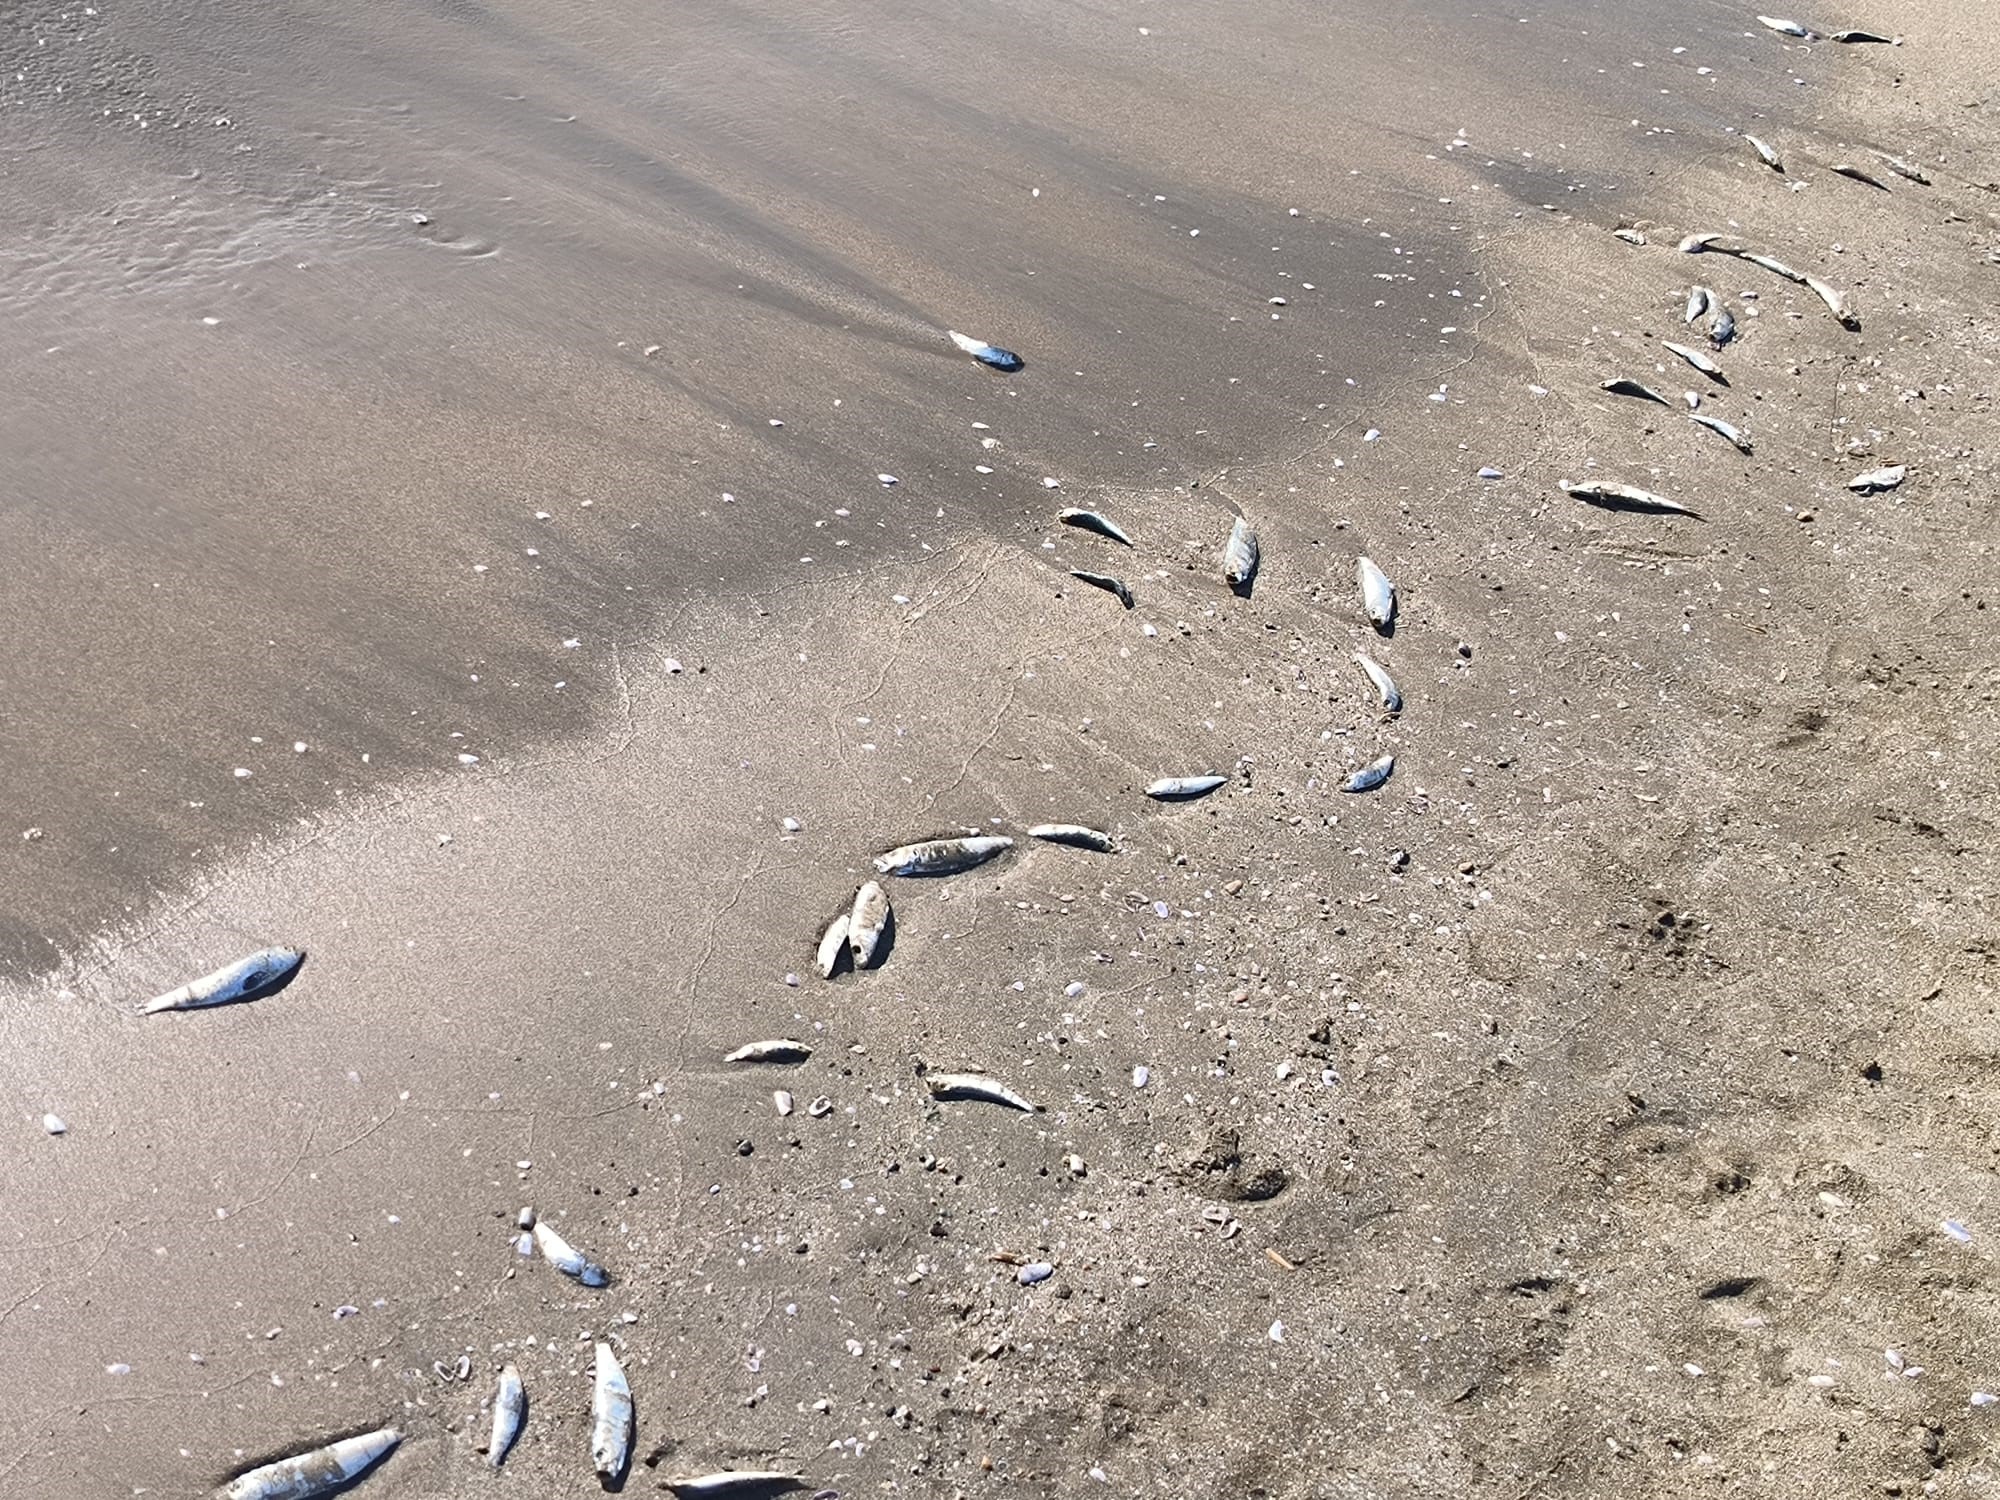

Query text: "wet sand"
[5, 0, 2000, 1494]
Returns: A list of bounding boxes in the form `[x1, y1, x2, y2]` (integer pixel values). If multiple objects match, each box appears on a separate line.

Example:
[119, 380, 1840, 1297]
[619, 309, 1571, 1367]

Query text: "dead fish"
[1709, 306, 1737, 345]
[1688, 412, 1754, 454]
[1756, 15, 1819, 39]
[1848, 464, 1907, 493]
[224, 1428, 401, 1500]
[1352, 652, 1403, 715]
[1070, 569, 1134, 608]
[1745, 134, 1785, 172]
[142, 947, 303, 1013]
[1058, 507, 1134, 546]
[1601, 377, 1671, 405]
[533, 1220, 610, 1287]
[1222, 515, 1259, 588]
[1740, 250, 1806, 283]
[1561, 479, 1703, 519]
[1145, 775, 1226, 800]
[1026, 823, 1117, 853]
[591, 1341, 632, 1482]
[814, 913, 851, 979]
[1612, 227, 1647, 246]
[1340, 755, 1396, 794]
[1357, 556, 1396, 631]
[847, 881, 891, 968]
[1805, 273, 1860, 329]
[946, 329, 1023, 373]
[1684, 285, 1714, 322]
[667, 1474, 806, 1499]
[487, 1365, 525, 1470]
[926, 1072, 1037, 1112]
[1831, 28, 1893, 42]
[873, 835, 1013, 876]
[1831, 161, 1892, 191]
[1662, 340, 1727, 382]
[1678, 232, 1730, 254]
[724, 1039, 813, 1064]
[1875, 151, 1930, 185]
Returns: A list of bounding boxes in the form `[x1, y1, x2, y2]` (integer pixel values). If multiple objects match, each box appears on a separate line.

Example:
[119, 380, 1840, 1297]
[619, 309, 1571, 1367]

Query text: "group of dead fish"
[140, 326, 1408, 1498]
[1578, 14, 1915, 520]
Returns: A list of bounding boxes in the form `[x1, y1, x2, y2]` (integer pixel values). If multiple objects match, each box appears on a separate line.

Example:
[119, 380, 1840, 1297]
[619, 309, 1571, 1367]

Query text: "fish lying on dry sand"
[533, 1219, 611, 1287]
[725, 1039, 813, 1064]
[1848, 464, 1907, 493]
[926, 1072, 1037, 1112]
[1058, 508, 1134, 546]
[1688, 412, 1753, 454]
[1070, 569, 1135, 608]
[666, 1473, 807, 1498]
[847, 881, 891, 968]
[814, 913, 851, 979]
[1353, 653, 1402, 715]
[1662, 340, 1727, 382]
[486, 1365, 524, 1469]
[1026, 823, 1117, 852]
[874, 835, 1013, 876]
[591, 1341, 632, 1482]
[1340, 755, 1396, 794]
[1222, 515, 1259, 588]
[1145, 775, 1226, 800]
[1744, 133, 1784, 172]
[1357, 556, 1396, 631]
[1561, 479, 1702, 519]
[143, 947, 304, 1013]
[1602, 378, 1670, 406]
[223, 1427, 401, 1500]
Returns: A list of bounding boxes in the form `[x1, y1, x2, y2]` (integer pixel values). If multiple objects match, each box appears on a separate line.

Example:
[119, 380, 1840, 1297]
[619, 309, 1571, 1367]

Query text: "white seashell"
[41, 1113, 66, 1135]
[1017, 1262, 1055, 1286]
[773, 1091, 794, 1117]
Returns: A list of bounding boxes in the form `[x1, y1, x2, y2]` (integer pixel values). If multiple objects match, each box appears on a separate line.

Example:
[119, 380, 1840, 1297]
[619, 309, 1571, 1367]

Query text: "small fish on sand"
[1831, 28, 1894, 42]
[1804, 273, 1860, 330]
[667, 1474, 806, 1498]
[1848, 464, 1907, 493]
[224, 1427, 401, 1500]
[143, 947, 304, 1013]
[1222, 515, 1259, 588]
[533, 1220, 610, 1287]
[1756, 15, 1819, 39]
[1875, 151, 1930, 185]
[1070, 569, 1134, 608]
[1688, 412, 1753, 454]
[947, 329, 1024, 373]
[591, 1341, 632, 1483]
[1027, 823, 1117, 852]
[1662, 340, 1727, 382]
[874, 835, 1013, 876]
[1358, 556, 1396, 631]
[1353, 653, 1402, 715]
[1611, 227, 1648, 246]
[1685, 285, 1714, 322]
[1340, 755, 1396, 794]
[487, 1365, 525, 1469]
[1741, 250, 1806, 282]
[1145, 775, 1227, 800]
[1830, 161, 1892, 191]
[1709, 306, 1737, 346]
[1561, 479, 1702, 518]
[926, 1072, 1037, 1112]
[1602, 378, 1671, 406]
[847, 882, 891, 968]
[724, 1039, 813, 1064]
[1058, 508, 1134, 546]
[814, 913, 851, 979]
[1744, 133, 1784, 172]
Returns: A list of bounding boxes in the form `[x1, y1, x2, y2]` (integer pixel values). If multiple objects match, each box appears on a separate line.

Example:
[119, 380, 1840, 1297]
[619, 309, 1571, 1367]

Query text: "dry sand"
[3, 0, 1999, 1495]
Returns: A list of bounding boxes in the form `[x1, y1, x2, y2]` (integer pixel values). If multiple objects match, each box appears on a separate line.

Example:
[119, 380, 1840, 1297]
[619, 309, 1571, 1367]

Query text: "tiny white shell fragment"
[41, 1113, 66, 1135]
[1943, 1219, 1973, 1243]
[724, 1039, 813, 1064]
[1972, 1391, 1999, 1408]
[773, 1091, 794, 1117]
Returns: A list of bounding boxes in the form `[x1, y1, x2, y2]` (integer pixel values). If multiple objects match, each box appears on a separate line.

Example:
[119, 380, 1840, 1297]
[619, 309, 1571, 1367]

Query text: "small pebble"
[42, 1113, 66, 1135]
[1131, 1065, 1150, 1089]
[1017, 1261, 1055, 1286]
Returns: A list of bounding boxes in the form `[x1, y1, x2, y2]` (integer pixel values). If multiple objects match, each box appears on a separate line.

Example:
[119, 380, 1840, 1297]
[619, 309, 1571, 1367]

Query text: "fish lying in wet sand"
[1831, 161, 1892, 191]
[143, 947, 304, 1013]
[947, 329, 1024, 372]
[814, 913, 851, 979]
[1848, 464, 1907, 493]
[725, 1039, 814, 1064]
[1685, 285, 1714, 322]
[1662, 340, 1727, 382]
[1709, 306, 1737, 346]
[224, 1427, 401, 1500]
[874, 835, 1013, 876]
[1875, 151, 1930, 185]
[1756, 15, 1819, 39]
[667, 1473, 807, 1498]
[591, 1342, 632, 1482]
[1745, 134, 1784, 172]
[1561, 479, 1702, 518]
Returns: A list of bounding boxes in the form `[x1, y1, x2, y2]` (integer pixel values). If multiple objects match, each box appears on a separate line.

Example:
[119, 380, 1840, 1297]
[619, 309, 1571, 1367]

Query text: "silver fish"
[1848, 464, 1906, 493]
[1611, 227, 1647, 246]
[143, 947, 304, 1013]
[1026, 823, 1117, 853]
[1745, 133, 1784, 172]
[1875, 151, 1930, 185]
[1662, 340, 1727, 381]
[724, 1039, 813, 1064]
[591, 1341, 633, 1482]
[1145, 775, 1226, 800]
[1830, 161, 1891, 191]
[1070, 569, 1134, 608]
[1353, 652, 1402, 715]
[1805, 273, 1860, 329]
[1684, 285, 1713, 322]
[487, 1365, 525, 1469]
[1831, 28, 1893, 42]
[224, 1428, 401, 1500]
[926, 1072, 1037, 1112]
[1222, 515, 1260, 588]
[1358, 556, 1396, 630]
[1688, 412, 1753, 454]
[847, 881, 891, 968]
[1741, 250, 1806, 283]
[814, 912, 851, 979]
[1602, 377, 1670, 405]
[1708, 306, 1736, 346]
[1057, 507, 1134, 546]
[1756, 15, 1819, 38]
[1340, 755, 1396, 794]
[1561, 479, 1702, 518]
[1678, 232, 1736, 254]
[947, 329, 1023, 373]
[873, 835, 1013, 876]
[667, 1473, 807, 1498]
[533, 1220, 610, 1287]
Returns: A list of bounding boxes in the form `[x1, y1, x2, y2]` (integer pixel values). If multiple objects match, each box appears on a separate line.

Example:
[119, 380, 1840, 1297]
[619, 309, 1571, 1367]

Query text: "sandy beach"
[3, 0, 1998, 1494]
